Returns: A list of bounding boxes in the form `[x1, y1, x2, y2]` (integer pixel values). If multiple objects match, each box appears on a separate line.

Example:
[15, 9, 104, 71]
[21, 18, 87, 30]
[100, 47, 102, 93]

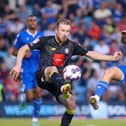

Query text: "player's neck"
[55, 36, 63, 45]
[28, 29, 36, 35]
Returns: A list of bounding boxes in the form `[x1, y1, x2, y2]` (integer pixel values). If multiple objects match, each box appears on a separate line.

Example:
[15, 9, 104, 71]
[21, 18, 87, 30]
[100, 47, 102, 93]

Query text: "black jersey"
[28, 36, 88, 72]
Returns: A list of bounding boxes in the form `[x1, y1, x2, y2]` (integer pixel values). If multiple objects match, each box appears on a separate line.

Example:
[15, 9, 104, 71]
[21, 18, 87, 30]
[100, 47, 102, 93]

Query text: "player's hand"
[113, 51, 123, 61]
[10, 65, 21, 80]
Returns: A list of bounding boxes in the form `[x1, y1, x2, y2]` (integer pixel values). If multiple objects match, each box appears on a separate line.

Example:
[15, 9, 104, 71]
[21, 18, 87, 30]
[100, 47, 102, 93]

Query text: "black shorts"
[36, 69, 62, 100]
[37, 66, 47, 81]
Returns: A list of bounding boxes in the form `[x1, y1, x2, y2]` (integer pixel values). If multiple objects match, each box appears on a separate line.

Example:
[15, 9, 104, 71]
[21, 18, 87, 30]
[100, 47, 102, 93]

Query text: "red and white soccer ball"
[63, 64, 81, 81]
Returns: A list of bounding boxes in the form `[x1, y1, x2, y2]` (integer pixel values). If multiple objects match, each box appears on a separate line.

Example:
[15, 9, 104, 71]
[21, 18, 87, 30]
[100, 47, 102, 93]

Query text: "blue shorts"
[117, 65, 126, 83]
[22, 72, 37, 91]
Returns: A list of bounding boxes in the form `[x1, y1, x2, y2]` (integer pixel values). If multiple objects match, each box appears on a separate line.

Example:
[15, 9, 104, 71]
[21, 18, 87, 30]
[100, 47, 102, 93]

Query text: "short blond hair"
[56, 18, 71, 28]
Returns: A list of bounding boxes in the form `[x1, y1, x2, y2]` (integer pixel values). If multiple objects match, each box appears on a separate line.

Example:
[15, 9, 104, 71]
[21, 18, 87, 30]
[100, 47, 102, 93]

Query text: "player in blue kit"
[12, 15, 43, 126]
[89, 30, 126, 110]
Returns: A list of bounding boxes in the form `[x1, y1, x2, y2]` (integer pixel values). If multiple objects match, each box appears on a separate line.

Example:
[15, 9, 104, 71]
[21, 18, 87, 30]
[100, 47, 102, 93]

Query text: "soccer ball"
[63, 64, 81, 81]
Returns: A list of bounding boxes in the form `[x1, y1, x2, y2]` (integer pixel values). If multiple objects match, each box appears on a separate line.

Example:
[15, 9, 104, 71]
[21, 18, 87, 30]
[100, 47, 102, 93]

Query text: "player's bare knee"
[46, 66, 58, 72]
[45, 66, 58, 76]
[35, 87, 42, 98]
[27, 95, 33, 102]
[49, 66, 58, 74]
[44, 66, 58, 81]
[26, 92, 34, 102]
[36, 93, 42, 99]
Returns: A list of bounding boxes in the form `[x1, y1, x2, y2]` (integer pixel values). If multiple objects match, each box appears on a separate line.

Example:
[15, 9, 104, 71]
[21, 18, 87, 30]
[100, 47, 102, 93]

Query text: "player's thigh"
[117, 65, 126, 82]
[103, 66, 124, 81]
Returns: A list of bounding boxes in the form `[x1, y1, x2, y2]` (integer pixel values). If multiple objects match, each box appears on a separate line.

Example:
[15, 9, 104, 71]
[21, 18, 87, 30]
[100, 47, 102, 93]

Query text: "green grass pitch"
[0, 118, 126, 126]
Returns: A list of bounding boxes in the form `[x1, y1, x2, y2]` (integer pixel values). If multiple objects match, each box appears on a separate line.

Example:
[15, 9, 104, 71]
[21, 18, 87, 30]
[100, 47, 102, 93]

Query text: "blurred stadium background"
[1, 0, 126, 125]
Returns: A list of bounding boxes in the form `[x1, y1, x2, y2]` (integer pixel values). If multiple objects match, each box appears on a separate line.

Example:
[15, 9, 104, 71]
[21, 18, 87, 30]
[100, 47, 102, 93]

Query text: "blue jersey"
[14, 29, 43, 91]
[14, 29, 43, 73]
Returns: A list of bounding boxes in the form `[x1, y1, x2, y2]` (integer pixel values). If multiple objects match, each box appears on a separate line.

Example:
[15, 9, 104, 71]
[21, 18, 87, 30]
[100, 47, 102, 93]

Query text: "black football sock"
[60, 112, 74, 126]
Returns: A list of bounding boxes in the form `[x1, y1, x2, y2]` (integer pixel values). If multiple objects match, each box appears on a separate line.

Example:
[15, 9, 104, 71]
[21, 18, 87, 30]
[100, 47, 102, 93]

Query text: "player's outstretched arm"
[12, 47, 31, 58]
[86, 51, 123, 61]
[10, 45, 30, 80]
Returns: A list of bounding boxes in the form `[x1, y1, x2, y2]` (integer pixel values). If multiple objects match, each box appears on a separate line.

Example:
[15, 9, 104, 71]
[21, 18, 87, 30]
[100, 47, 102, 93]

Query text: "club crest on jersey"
[65, 48, 69, 54]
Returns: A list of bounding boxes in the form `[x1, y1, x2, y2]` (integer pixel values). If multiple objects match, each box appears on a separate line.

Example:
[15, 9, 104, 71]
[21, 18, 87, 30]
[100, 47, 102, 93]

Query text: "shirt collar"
[26, 29, 37, 37]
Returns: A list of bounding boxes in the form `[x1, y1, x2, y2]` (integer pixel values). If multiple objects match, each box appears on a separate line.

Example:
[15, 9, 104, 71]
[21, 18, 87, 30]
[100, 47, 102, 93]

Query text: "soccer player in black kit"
[10, 18, 122, 126]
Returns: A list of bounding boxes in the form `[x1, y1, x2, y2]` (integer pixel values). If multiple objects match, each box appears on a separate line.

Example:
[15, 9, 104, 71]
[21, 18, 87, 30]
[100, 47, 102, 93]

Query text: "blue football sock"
[95, 81, 109, 98]
[33, 98, 42, 118]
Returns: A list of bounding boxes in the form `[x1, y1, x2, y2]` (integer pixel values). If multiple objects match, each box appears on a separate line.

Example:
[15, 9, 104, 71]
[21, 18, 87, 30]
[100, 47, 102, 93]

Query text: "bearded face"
[121, 31, 126, 44]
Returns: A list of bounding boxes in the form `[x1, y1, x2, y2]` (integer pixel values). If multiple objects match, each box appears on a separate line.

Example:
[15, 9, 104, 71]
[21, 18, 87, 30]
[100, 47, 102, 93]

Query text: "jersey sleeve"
[72, 42, 88, 55]
[28, 37, 46, 50]
[13, 34, 22, 49]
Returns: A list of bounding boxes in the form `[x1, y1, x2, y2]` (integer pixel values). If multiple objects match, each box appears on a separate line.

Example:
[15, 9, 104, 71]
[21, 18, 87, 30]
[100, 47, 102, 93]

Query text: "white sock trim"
[94, 95, 100, 102]
[32, 118, 38, 122]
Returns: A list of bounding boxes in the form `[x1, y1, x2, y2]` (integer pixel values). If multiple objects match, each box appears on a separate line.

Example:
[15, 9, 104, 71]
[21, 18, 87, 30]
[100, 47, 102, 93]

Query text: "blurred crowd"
[0, 0, 126, 104]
